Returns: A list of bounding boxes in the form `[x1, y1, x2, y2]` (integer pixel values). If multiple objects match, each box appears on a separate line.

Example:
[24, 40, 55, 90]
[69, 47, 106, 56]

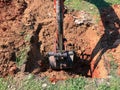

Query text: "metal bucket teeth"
[48, 56, 57, 69]
[48, 51, 74, 69]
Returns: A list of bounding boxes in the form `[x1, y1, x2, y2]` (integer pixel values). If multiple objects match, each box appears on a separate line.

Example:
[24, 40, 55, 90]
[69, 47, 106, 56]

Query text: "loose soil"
[0, 0, 120, 82]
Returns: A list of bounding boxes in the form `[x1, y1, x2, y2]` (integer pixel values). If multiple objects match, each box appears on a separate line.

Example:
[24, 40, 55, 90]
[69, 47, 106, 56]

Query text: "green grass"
[20, 75, 42, 90]
[49, 77, 86, 90]
[16, 46, 30, 67]
[97, 76, 120, 90]
[65, 0, 120, 10]
[110, 60, 118, 76]
[24, 34, 31, 42]
[107, 53, 118, 76]
[0, 76, 120, 90]
[0, 76, 87, 90]
[65, 0, 120, 23]
[0, 78, 8, 90]
[0, 74, 120, 90]
[96, 53, 120, 90]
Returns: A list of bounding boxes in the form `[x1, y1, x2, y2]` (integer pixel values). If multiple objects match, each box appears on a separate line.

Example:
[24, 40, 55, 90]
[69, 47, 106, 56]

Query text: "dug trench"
[24, 14, 109, 80]
[24, 1, 120, 80]
[24, 9, 110, 79]
[0, 0, 120, 81]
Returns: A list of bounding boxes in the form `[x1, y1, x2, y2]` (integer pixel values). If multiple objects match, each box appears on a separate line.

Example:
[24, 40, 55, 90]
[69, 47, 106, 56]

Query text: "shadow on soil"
[25, 0, 120, 77]
[63, 0, 120, 77]
[25, 24, 42, 72]
[73, 0, 120, 77]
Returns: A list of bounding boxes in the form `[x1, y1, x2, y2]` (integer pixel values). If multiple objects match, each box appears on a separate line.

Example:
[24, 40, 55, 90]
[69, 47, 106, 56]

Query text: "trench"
[20, 0, 120, 79]
[0, 0, 119, 79]
[24, 17, 109, 79]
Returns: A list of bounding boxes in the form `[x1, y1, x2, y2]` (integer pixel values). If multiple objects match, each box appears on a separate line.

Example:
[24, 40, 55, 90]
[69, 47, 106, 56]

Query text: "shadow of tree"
[83, 0, 120, 77]
[67, 0, 120, 77]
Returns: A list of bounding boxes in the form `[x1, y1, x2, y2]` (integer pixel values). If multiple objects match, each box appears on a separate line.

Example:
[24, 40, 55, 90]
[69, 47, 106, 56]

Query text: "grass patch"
[65, 0, 120, 23]
[107, 53, 118, 76]
[65, 0, 120, 10]
[110, 60, 118, 76]
[0, 75, 120, 90]
[49, 77, 86, 90]
[24, 34, 31, 42]
[97, 76, 120, 90]
[0, 78, 8, 90]
[20, 75, 42, 90]
[16, 46, 30, 67]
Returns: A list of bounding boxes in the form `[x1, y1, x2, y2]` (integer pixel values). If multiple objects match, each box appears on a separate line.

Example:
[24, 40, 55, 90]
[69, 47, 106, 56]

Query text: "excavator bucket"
[48, 51, 74, 69]
[48, 0, 74, 69]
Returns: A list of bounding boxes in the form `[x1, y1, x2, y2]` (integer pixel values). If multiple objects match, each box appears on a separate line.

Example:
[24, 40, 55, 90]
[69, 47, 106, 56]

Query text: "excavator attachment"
[48, 51, 74, 69]
[48, 0, 74, 69]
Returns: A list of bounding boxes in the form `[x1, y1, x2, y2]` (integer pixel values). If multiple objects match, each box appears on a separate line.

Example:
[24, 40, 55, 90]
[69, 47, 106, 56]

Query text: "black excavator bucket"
[48, 51, 74, 69]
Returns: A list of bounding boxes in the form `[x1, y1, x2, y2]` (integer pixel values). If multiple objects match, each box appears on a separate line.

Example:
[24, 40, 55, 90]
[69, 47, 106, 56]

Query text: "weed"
[48, 77, 86, 90]
[18, 74, 49, 90]
[0, 78, 8, 90]
[107, 53, 118, 76]
[110, 60, 118, 76]
[16, 46, 30, 67]
[24, 34, 31, 42]
[97, 76, 120, 90]
[97, 84, 110, 90]
[21, 77, 42, 90]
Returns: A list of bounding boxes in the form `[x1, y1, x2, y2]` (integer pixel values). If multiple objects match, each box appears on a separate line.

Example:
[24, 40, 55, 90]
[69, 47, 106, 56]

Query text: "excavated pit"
[24, 1, 120, 79]
[0, 0, 120, 80]
[24, 11, 109, 79]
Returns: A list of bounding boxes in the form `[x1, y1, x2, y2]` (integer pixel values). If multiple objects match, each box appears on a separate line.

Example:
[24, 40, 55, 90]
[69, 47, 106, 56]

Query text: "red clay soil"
[0, 0, 28, 77]
[0, 0, 120, 81]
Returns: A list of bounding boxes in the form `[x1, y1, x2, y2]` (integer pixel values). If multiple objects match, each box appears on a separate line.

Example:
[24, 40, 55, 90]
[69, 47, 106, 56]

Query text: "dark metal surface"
[48, 51, 74, 57]
[56, 0, 63, 51]
[48, 51, 74, 69]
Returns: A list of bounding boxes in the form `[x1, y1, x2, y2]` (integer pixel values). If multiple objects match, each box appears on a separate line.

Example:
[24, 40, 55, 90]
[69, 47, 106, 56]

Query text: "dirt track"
[0, 0, 120, 81]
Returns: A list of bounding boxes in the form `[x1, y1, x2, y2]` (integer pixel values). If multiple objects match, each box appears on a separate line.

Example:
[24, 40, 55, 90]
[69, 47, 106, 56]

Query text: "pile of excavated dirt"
[0, 0, 120, 81]
[0, 0, 28, 77]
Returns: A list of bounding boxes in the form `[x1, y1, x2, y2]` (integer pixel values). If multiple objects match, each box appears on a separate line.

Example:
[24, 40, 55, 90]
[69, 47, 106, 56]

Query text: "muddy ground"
[0, 0, 120, 82]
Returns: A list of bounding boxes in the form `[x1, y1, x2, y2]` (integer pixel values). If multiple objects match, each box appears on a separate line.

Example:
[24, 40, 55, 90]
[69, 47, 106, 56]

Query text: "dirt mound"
[0, 0, 27, 77]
